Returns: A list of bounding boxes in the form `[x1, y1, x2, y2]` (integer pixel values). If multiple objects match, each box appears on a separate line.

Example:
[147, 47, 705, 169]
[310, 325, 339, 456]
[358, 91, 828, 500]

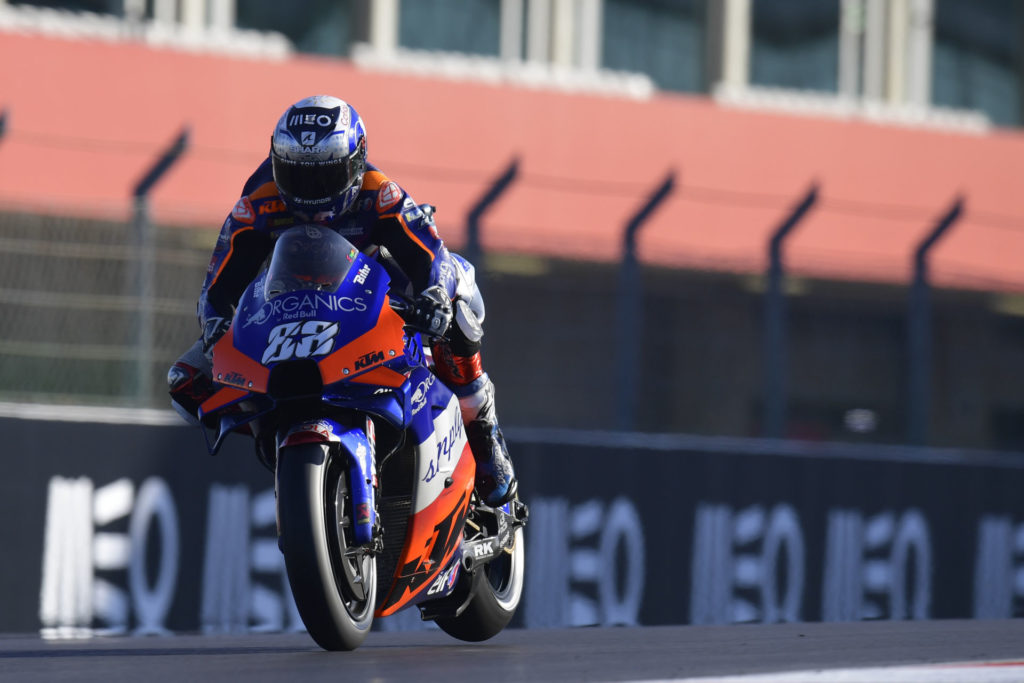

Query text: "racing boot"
[454, 374, 517, 507]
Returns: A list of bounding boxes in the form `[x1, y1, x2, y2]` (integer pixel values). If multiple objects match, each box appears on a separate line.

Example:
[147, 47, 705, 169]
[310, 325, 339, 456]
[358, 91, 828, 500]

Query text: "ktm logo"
[354, 350, 385, 370]
[220, 371, 247, 387]
[258, 200, 287, 214]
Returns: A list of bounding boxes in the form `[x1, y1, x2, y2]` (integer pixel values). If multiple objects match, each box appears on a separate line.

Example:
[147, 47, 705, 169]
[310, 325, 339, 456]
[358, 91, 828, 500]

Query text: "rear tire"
[435, 525, 524, 642]
[277, 442, 376, 651]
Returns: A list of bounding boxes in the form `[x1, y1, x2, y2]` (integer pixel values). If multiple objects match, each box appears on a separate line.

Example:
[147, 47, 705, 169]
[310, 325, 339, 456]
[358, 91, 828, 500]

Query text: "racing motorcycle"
[197, 225, 527, 651]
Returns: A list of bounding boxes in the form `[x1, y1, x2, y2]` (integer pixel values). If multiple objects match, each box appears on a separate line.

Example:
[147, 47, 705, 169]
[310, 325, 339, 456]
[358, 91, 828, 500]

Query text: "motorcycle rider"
[168, 94, 517, 507]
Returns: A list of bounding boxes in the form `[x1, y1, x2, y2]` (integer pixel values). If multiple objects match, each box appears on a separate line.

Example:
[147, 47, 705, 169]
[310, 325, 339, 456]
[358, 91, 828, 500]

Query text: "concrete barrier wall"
[3, 407, 1022, 636]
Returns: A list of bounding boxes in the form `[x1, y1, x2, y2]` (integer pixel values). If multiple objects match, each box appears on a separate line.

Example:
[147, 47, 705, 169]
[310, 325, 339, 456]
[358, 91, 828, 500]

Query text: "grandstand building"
[0, 0, 1021, 450]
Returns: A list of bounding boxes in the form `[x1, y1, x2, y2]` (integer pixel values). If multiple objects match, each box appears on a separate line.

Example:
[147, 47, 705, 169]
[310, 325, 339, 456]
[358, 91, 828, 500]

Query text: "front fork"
[278, 415, 379, 547]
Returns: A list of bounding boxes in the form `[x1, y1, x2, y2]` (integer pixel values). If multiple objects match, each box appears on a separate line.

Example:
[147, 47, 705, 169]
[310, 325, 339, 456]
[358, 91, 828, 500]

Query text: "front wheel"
[277, 442, 376, 651]
[435, 524, 525, 642]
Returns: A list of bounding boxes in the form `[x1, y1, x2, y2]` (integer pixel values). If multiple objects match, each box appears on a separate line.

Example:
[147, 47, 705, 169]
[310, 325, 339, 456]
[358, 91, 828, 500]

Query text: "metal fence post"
[617, 171, 675, 431]
[465, 158, 519, 279]
[908, 196, 963, 446]
[763, 184, 818, 439]
[130, 127, 189, 404]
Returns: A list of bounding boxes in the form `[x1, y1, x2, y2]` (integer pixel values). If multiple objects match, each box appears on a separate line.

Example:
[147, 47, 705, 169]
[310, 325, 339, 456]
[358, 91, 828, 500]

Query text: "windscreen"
[264, 225, 359, 298]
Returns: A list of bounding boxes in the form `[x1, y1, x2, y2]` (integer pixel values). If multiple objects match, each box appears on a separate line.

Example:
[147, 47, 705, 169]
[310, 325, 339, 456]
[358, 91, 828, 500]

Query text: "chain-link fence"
[1, 207, 1022, 451]
[0, 210, 210, 407]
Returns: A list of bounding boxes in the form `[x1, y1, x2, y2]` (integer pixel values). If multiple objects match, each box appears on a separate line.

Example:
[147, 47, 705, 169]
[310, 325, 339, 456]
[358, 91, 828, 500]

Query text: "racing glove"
[409, 285, 453, 339]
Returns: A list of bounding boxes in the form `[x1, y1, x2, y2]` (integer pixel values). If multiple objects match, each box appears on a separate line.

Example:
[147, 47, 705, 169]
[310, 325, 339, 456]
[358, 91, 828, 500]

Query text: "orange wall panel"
[1, 33, 1022, 292]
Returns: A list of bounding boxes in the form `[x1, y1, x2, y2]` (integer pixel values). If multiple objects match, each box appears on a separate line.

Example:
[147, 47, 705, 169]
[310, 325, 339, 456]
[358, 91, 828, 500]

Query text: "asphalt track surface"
[3, 620, 1024, 682]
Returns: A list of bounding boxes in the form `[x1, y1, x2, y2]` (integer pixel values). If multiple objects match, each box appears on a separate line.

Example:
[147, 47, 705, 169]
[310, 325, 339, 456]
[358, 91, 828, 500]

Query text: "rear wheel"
[277, 442, 376, 650]
[435, 519, 524, 642]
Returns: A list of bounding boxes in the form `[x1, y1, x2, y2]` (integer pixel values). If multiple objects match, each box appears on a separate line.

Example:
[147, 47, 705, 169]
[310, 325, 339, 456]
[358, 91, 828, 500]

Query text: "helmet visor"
[273, 155, 358, 206]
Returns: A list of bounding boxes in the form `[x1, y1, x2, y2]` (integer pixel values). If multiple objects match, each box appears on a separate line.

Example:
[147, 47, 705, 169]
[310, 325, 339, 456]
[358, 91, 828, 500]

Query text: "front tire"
[435, 524, 525, 642]
[277, 443, 376, 651]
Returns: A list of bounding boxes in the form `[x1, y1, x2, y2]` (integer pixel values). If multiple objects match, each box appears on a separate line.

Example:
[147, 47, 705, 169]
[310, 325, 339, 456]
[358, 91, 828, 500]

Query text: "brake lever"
[388, 291, 414, 316]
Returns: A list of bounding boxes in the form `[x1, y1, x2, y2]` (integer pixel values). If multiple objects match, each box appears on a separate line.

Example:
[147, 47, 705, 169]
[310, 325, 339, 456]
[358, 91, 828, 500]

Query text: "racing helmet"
[270, 95, 367, 220]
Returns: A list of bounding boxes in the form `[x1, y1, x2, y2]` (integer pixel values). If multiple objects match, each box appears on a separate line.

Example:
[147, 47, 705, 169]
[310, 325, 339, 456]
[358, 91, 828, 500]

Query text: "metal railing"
[0, 114, 1016, 450]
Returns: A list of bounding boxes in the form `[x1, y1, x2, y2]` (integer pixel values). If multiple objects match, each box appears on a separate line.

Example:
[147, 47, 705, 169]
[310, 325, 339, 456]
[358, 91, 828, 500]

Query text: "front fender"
[280, 417, 377, 545]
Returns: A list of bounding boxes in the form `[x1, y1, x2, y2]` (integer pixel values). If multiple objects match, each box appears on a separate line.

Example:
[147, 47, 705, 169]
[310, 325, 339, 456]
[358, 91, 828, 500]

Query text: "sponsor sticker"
[410, 374, 435, 415]
[258, 199, 287, 215]
[377, 181, 402, 211]
[427, 562, 460, 596]
[285, 106, 341, 148]
[402, 206, 423, 224]
[337, 225, 365, 237]
[311, 421, 333, 439]
[354, 350, 385, 370]
[357, 502, 371, 526]
[243, 293, 367, 327]
[231, 197, 255, 223]
[220, 371, 247, 388]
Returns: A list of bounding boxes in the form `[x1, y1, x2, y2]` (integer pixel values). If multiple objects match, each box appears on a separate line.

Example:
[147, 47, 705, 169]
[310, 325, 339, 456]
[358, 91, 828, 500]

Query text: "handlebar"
[388, 291, 450, 341]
